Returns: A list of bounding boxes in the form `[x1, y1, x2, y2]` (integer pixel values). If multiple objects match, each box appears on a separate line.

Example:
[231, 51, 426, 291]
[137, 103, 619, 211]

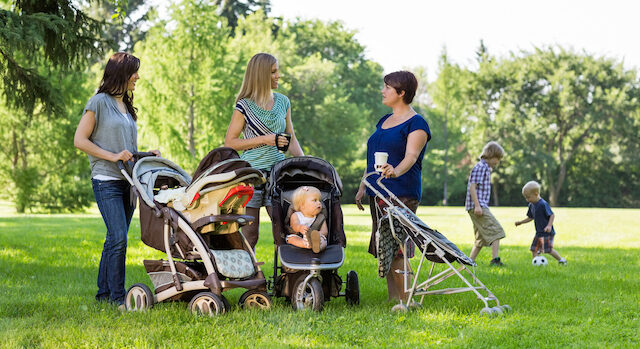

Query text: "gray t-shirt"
[84, 93, 138, 179]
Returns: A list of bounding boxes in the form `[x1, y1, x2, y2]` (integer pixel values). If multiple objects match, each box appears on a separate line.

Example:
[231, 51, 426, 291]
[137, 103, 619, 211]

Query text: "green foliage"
[0, 68, 95, 212]
[452, 46, 640, 207]
[134, 0, 234, 170]
[0, 0, 107, 115]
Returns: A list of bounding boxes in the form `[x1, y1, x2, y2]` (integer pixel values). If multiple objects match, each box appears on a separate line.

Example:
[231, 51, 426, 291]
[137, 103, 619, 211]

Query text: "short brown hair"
[480, 141, 505, 159]
[384, 71, 418, 104]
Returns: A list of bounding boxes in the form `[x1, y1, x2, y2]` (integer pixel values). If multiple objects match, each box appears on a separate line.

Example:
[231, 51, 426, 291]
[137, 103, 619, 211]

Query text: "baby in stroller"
[269, 156, 359, 311]
[287, 186, 328, 254]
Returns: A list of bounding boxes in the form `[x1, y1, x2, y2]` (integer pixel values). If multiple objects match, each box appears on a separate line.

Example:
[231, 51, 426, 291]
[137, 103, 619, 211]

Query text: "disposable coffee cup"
[374, 152, 388, 172]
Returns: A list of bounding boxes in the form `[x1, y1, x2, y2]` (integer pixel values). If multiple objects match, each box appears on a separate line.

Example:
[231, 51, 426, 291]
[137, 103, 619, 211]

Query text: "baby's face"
[300, 194, 323, 217]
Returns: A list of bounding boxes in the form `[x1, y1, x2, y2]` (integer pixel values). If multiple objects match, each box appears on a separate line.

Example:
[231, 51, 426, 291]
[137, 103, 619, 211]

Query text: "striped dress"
[235, 92, 290, 170]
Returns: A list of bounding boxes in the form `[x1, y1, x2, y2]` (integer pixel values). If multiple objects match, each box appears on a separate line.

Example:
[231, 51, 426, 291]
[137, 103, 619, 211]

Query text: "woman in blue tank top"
[355, 71, 431, 303]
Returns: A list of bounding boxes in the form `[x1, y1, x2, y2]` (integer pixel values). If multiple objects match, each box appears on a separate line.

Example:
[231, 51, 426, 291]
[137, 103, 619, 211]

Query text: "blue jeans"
[92, 179, 134, 304]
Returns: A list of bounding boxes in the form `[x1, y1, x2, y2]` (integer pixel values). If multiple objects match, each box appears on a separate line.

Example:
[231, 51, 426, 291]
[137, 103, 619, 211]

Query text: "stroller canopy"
[132, 157, 192, 208]
[268, 156, 343, 196]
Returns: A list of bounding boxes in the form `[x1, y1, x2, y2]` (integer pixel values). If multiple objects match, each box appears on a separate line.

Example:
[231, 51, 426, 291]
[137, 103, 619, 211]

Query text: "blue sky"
[271, 0, 640, 79]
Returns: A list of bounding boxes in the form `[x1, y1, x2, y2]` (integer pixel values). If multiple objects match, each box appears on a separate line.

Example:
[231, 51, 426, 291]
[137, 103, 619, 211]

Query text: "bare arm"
[380, 130, 428, 179]
[355, 168, 367, 211]
[469, 183, 483, 216]
[224, 109, 277, 150]
[515, 217, 533, 226]
[284, 107, 304, 156]
[290, 213, 309, 234]
[544, 214, 555, 232]
[74, 110, 133, 162]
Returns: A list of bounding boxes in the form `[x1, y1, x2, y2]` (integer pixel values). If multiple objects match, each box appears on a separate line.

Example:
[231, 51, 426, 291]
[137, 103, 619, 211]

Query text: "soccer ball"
[532, 256, 548, 266]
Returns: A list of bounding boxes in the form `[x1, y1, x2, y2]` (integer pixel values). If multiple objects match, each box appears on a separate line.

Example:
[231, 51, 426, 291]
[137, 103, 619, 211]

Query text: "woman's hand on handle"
[112, 150, 133, 163]
[150, 149, 161, 157]
[380, 164, 398, 179]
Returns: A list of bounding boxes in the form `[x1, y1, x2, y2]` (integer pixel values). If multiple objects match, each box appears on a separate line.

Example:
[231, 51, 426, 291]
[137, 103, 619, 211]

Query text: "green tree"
[424, 49, 472, 205]
[134, 0, 233, 170]
[463, 47, 640, 206]
[0, 0, 107, 115]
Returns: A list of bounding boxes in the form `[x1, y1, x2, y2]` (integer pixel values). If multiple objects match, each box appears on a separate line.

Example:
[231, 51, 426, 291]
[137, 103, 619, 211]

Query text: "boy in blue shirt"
[515, 181, 567, 265]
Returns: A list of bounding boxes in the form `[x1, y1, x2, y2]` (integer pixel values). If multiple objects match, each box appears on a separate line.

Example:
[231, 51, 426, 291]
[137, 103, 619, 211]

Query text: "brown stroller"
[119, 148, 271, 316]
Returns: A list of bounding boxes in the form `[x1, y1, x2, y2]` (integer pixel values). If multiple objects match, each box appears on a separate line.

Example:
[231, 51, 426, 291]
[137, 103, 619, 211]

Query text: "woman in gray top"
[74, 52, 159, 307]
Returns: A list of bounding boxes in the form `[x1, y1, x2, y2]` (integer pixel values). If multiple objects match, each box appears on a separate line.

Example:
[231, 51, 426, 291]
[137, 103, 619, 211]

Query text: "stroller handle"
[116, 151, 157, 171]
[117, 151, 158, 186]
[361, 171, 413, 213]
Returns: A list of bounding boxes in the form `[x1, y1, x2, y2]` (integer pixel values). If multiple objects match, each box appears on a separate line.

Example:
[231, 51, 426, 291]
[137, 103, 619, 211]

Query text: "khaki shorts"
[468, 207, 506, 247]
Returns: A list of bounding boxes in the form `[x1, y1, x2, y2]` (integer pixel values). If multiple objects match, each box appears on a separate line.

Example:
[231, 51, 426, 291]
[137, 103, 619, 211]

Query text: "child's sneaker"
[558, 258, 568, 265]
[310, 230, 322, 254]
[489, 257, 504, 267]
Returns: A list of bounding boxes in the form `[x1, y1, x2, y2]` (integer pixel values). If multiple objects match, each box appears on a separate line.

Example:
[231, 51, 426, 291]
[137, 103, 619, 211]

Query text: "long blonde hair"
[235, 53, 277, 108]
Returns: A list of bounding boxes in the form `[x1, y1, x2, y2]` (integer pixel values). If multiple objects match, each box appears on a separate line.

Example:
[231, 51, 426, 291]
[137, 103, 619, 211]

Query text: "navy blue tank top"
[365, 113, 431, 199]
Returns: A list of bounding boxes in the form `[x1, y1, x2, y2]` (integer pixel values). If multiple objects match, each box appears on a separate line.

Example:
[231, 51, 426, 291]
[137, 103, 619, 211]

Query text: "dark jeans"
[92, 179, 134, 304]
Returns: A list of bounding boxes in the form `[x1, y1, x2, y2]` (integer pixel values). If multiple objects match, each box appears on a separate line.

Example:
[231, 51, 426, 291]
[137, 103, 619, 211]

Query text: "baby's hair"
[291, 186, 321, 211]
[480, 141, 505, 160]
[522, 181, 541, 195]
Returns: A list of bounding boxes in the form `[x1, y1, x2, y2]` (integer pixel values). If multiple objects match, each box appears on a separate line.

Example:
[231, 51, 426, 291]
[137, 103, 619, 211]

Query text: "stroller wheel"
[479, 307, 497, 317]
[220, 295, 231, 313]
[125, 283, 154, 311]
[345, 270, 359, 306]
[292, 276, 324, 311]
[239, 290, 272, 310]
[188, 292, 226, 316]
[391, 303, 408, 313]
[500, 304, 512, 313]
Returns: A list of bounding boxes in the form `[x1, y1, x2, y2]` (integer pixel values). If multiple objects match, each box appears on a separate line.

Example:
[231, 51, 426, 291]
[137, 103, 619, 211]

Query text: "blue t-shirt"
[527, 198, 555, 235]
[365, 113, 431, 199]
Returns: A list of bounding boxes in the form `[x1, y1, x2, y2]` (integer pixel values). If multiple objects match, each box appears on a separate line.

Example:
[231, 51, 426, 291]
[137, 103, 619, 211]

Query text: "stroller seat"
[278, 245, 344, 268]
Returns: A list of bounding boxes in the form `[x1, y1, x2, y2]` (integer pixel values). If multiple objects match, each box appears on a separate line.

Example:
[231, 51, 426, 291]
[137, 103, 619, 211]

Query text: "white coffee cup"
[374, 152, 388, 172]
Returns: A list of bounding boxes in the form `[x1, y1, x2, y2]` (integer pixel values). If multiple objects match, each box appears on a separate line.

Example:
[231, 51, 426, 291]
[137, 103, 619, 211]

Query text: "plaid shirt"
[465, 159, 492, 210]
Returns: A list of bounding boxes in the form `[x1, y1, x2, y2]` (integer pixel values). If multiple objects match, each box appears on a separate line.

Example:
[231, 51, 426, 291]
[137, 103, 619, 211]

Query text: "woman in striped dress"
[225, 53, 304, 249]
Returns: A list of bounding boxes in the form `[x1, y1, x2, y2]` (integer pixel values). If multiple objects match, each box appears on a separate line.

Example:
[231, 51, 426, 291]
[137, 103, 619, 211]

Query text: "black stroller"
[268, 156, 359, 311]
[364, 172, 511, 315]
[119, 148, 272, 316]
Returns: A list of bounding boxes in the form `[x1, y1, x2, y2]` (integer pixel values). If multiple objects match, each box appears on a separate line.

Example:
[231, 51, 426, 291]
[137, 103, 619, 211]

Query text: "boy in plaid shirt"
[465, 141, 506, 266]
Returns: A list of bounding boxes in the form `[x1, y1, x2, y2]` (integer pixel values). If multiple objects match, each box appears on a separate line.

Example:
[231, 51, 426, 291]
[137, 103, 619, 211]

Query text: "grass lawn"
[1, 201, 639, 348]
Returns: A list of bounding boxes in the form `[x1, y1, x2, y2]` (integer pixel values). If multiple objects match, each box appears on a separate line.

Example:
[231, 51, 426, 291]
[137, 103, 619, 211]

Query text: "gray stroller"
[363, 172, 511, 315]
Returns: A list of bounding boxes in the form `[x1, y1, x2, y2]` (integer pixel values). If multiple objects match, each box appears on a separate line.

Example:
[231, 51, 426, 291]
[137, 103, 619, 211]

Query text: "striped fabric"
[235, 92, 290, 170]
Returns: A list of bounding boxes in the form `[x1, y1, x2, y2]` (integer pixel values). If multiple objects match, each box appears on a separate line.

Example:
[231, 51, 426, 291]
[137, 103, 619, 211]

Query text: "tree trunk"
[492, 180, 499, 206]
[188, 84, 196, 158]
[442, 104, 448, 206]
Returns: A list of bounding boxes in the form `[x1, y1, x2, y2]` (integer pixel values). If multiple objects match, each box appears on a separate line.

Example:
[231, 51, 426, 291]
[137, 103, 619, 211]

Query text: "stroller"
[119, 148, 272, 316]
[363, 172, 511, 315]
[268, 156, 359, 311]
